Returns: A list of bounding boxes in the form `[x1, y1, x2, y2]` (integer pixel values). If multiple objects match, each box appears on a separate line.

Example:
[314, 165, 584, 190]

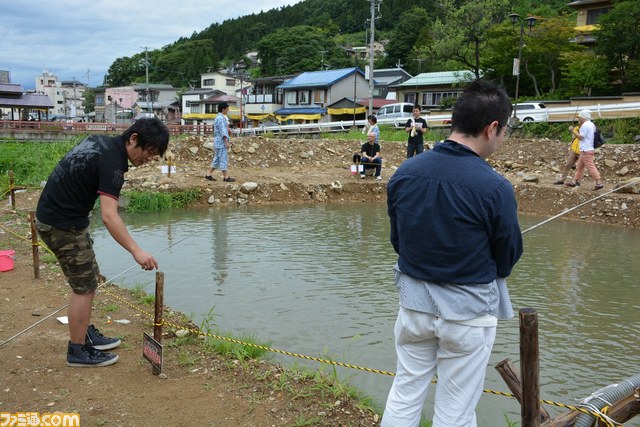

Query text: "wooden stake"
[9, 170, 16, 208]
[496, 358, 550, 423]
[153, 271, 164, 375]
[29, 211, 40, 279]
[520, 308, 541, 427]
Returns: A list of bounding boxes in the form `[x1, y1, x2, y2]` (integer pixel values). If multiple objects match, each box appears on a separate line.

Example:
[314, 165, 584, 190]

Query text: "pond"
[91, 203, 640, 425]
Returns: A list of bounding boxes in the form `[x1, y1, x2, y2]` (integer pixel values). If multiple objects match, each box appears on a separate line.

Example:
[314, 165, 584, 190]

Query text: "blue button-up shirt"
[387, 140, 523, 285]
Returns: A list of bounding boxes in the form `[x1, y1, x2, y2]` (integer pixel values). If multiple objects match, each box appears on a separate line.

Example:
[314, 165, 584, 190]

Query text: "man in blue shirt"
[382, 81, 523, 427]
[205, 102, 236, 182]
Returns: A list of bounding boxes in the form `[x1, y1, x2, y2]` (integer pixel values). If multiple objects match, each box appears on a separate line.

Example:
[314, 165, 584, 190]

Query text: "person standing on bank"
[367, 114, 380, 146]
[205, 102, 236, 182]
[554, 120, 581, 185]
[35, 118, 170, 367]
[405, 105, 428, 158]
[565, 109, 603, 190]
[360, 131, 383, 180]
[382, 81, 523, 427]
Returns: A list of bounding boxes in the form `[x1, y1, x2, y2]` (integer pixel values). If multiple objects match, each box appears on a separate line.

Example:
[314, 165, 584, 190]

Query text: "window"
[298, 91, 309, 104]
[404, 93, 416, 104]
[313, 90, 324, 104]
[226, 78, 236, 86]
[287, 91, 297, 105]
[203, 78, 215, 86]
[586, 7, 611, 25]
[190, 104, 201, 114]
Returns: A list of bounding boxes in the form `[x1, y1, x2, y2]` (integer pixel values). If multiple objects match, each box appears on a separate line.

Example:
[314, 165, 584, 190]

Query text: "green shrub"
[123, 189, 201, 213]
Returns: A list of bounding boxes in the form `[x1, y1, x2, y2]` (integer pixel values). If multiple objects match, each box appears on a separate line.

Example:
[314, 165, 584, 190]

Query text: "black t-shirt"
[36, 134, 128, 230]
[361, 142, 381, 158]
[405, 117, 428, 145]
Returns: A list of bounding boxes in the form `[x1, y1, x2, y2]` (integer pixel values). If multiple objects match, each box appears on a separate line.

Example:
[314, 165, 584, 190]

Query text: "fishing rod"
[0, 222, 205, 349]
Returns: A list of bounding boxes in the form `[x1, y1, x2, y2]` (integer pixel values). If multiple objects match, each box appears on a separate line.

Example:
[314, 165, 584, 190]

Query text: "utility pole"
[142, 46, 151, 115]
[367, 0, 382, 116]
[72, 77, 77, 117]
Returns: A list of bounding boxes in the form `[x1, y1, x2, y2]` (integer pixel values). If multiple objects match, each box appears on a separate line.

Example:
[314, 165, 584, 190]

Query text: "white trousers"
[381, 307, 497, 427]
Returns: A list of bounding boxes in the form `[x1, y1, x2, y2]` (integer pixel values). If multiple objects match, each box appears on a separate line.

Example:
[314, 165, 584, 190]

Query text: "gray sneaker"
[86, 324, 121, 350]
[67, 342, 119, 367]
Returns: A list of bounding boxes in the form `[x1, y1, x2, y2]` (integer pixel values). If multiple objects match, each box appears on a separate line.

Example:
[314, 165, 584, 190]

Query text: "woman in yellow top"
[554, 122, 581, 185]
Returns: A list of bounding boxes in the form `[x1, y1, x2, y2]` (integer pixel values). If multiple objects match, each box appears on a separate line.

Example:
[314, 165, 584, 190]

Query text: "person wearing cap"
[565, 109, 603, 190]
[205, 102, 236, 182]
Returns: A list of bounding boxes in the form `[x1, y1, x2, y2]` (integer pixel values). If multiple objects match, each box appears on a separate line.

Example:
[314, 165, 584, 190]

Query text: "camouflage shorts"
[36, 220, 100, 294]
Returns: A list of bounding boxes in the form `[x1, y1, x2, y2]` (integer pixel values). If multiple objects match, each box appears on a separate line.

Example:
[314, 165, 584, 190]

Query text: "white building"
[35, 70, 86, 117]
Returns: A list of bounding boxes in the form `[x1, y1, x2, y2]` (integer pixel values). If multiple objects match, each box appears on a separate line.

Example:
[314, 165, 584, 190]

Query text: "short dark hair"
[451, 80, 511, 137]
[218, 102, 229, 112]
[368, 114, 377, 124]
[121, 117, 169, 156]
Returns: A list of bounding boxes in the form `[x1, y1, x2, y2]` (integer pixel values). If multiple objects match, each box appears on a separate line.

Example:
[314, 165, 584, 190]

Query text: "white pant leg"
[432, 320, 497, 427]
[381, 307, 438, 427]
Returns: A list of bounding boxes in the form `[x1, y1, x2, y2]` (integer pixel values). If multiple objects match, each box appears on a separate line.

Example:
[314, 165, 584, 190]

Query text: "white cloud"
[0, 0, 303, 89]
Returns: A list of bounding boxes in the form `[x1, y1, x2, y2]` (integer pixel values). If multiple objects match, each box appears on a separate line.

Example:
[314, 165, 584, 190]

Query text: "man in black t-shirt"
[360, 131, 382, 180]
[36, 118, 169, 368]
[405, 105, 429, 158]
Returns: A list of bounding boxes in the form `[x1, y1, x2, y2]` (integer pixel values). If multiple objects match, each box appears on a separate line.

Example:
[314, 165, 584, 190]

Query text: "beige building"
[35, 70, 87, 117]
[567, 0, 613, 45]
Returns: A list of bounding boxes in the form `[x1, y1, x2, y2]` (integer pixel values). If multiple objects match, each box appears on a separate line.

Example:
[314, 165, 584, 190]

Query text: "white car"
[512, 102, 548, 122]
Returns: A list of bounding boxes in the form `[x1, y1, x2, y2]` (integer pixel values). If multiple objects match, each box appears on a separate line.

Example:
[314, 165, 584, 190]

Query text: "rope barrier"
[95, 285, 624, 425]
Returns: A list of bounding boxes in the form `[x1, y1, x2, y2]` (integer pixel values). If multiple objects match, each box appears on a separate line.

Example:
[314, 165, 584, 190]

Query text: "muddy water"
[91, 204, 640, 425]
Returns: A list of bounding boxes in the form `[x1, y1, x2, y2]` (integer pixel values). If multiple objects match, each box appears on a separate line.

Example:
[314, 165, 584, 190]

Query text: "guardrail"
[2, 101, 639, 138]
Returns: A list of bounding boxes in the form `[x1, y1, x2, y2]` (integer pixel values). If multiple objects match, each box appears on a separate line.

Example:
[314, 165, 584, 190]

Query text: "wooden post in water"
[153, 271, 164, 375]
[520, 308, 541, 427]
[29, 211, 40, 279]
[9, 170, 16, 208]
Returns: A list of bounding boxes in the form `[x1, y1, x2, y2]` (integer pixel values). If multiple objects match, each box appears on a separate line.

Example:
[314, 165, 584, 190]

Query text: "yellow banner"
[277, 114, 323, 121]
[327, 107, 367, 115]
[246, 113, 273, 120]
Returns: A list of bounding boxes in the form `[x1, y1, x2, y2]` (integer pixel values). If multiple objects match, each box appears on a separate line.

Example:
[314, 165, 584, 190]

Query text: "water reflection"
[91, 204, 640, 426]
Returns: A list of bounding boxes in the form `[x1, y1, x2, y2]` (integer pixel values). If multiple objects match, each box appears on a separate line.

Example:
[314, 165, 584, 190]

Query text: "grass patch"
[0, 139, 81, 190]
[129, 283, 155, 306]
[123, 189, 201, 213]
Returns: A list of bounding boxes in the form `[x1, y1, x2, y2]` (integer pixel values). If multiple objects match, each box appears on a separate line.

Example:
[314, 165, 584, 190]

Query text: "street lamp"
[509, 12, 537, 127]
[236, 66, 248, 131]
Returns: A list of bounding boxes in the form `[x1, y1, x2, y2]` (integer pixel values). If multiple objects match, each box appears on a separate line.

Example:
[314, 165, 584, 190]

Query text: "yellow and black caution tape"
[0, 222, 54, 256]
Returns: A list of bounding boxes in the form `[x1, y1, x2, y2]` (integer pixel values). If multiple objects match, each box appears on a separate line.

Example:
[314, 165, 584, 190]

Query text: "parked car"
[375, 102, 415, 120]
[512, 102, 548, 122]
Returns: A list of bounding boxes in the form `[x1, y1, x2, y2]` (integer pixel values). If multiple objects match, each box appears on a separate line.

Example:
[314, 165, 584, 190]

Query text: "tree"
[256, 26, 349, 76]
[83, 88, 95, 114]
[594, 0, 640, 91]
[382, 6, 431, 71]
[559, 50, 612, 96]
[429, 0, 511, 80]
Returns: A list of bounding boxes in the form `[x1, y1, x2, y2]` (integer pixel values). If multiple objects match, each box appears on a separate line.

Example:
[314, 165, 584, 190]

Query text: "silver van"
[375, 102, 415, 120]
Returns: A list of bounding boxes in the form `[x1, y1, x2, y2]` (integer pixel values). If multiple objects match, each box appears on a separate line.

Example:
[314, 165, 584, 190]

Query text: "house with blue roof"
[275, 67, 370, 123]
[395, 70, 477, 109]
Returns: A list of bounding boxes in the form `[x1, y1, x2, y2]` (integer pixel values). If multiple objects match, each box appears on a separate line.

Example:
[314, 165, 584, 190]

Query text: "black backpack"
[594, 128, 605, 148]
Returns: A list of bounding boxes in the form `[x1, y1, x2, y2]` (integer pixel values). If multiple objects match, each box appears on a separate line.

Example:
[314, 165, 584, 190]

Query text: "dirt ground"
[1, 135, 640, 427]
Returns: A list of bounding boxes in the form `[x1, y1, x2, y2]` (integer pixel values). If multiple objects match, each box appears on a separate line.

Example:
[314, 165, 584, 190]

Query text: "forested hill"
[103, 0, 640, 97]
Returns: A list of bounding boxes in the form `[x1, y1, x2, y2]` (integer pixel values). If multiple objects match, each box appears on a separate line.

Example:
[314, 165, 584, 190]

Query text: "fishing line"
[521, 179, 639, 235]
[2, 180, 638, 348]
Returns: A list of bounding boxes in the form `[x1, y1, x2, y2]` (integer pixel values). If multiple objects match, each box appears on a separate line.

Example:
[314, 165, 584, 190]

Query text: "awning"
[276, 114, 322, 121]
[182, 113, 216, 119]
[328, 106, 367, 115]
[246, 113, 273, 120]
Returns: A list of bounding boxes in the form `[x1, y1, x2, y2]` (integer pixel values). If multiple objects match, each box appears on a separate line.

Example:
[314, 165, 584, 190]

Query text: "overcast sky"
[1, 0, 304, 90]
